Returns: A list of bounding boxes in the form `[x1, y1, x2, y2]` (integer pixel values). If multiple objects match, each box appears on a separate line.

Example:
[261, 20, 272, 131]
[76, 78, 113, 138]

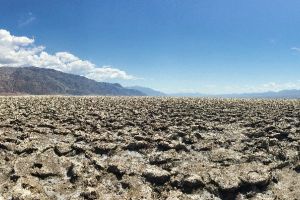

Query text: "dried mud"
[0, 96, 299, 200]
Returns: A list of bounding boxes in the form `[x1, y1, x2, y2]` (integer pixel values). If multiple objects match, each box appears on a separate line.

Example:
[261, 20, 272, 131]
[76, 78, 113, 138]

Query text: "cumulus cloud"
[0, 29, 135, 81]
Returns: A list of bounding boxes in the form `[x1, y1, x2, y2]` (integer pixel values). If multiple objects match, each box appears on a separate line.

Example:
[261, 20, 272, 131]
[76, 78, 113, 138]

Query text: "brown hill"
[0, 67, 145, 96]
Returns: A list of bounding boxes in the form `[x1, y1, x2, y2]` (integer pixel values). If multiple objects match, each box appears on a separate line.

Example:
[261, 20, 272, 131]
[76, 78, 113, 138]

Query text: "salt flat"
[0, 97, 299, 199]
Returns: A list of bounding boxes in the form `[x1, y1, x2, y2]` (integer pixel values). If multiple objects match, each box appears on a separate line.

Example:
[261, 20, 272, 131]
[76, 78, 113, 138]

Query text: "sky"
[0, 0, 300, 94]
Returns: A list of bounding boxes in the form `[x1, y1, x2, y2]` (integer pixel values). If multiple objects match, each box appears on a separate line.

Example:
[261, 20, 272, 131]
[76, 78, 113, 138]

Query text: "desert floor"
[0, 97, 299, 200]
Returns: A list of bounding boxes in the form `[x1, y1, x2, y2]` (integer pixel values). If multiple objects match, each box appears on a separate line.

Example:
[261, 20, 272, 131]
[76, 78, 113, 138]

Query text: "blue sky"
[1, 0, 300, 94]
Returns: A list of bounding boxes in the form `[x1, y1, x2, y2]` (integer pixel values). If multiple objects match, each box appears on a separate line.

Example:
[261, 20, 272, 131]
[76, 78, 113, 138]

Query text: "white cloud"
[86, 66, 135, 81]
[219, 81, 300, 94]
[291, 47, 300, 52]
[253, 81, 300, 92]
[18, 12, 36, 27]
[175, 81, 300, 95]
[0, 29, 135, 81]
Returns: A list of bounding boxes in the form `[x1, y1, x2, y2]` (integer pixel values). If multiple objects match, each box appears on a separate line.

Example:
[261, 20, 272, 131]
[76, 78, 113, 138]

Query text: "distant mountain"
[125, 87, 210, 97]
[169, 90, 300, 98]
[125, 86, 300, 98]
[167, 90, 300, 98]
[126, 86, 166, 96]
[168, 92, 208, 97]
[220, 89, 300, 99]
[0, 67, 145, 96]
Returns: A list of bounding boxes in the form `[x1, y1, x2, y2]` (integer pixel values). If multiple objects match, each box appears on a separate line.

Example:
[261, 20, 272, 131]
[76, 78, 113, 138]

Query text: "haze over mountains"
[126, 86, 166, 96]
[0, 67, 144, 96]
[126, 86, 300, 99]
[218, 90, 300, 99]
[0, 66, 299, 98]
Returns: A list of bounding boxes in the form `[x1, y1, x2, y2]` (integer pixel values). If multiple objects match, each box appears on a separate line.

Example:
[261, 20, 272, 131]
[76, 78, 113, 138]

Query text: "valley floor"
[0, 97, 299, 199]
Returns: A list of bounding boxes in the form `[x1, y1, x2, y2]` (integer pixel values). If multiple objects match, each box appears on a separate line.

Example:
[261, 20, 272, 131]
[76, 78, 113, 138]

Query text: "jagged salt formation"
[0, 97, 299, 199]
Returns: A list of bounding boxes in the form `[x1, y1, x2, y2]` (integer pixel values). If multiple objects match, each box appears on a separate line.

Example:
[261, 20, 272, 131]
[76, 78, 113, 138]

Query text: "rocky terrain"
[0, 96, 299, 200]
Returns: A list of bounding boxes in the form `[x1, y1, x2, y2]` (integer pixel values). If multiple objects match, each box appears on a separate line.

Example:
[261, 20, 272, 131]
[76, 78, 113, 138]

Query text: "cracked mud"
[0, 96, 299, 200]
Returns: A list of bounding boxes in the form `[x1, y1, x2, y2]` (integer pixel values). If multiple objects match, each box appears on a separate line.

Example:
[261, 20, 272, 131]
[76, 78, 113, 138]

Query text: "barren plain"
[0, 96, 299, 200]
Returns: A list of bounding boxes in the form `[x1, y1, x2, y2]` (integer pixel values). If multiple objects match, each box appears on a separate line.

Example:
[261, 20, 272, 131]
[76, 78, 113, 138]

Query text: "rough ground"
[0, 96, 299, 200]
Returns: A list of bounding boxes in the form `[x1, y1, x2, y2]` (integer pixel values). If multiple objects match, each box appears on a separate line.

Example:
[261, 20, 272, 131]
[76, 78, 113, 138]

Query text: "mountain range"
[219, 90, 300, 99]
[0, 67, 145, 96]
[126, 86, 166, 96]
[126, 86, 300, 99]
[0, 66, 299, 98]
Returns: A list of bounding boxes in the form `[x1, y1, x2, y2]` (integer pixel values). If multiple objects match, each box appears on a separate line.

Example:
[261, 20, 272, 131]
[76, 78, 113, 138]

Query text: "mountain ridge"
[0, 66, 145, 96]
[130, 86, 300, 99]
[219, 89, 300, 99]
[126, 86, 166, 96]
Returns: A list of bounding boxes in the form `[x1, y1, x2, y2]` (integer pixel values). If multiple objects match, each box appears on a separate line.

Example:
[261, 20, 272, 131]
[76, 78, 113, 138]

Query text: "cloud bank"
[229, 81, 300, 94]
[217, 81, 300, 94]
[174, 81, 300, 95]
[0, 29, 135, 81]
